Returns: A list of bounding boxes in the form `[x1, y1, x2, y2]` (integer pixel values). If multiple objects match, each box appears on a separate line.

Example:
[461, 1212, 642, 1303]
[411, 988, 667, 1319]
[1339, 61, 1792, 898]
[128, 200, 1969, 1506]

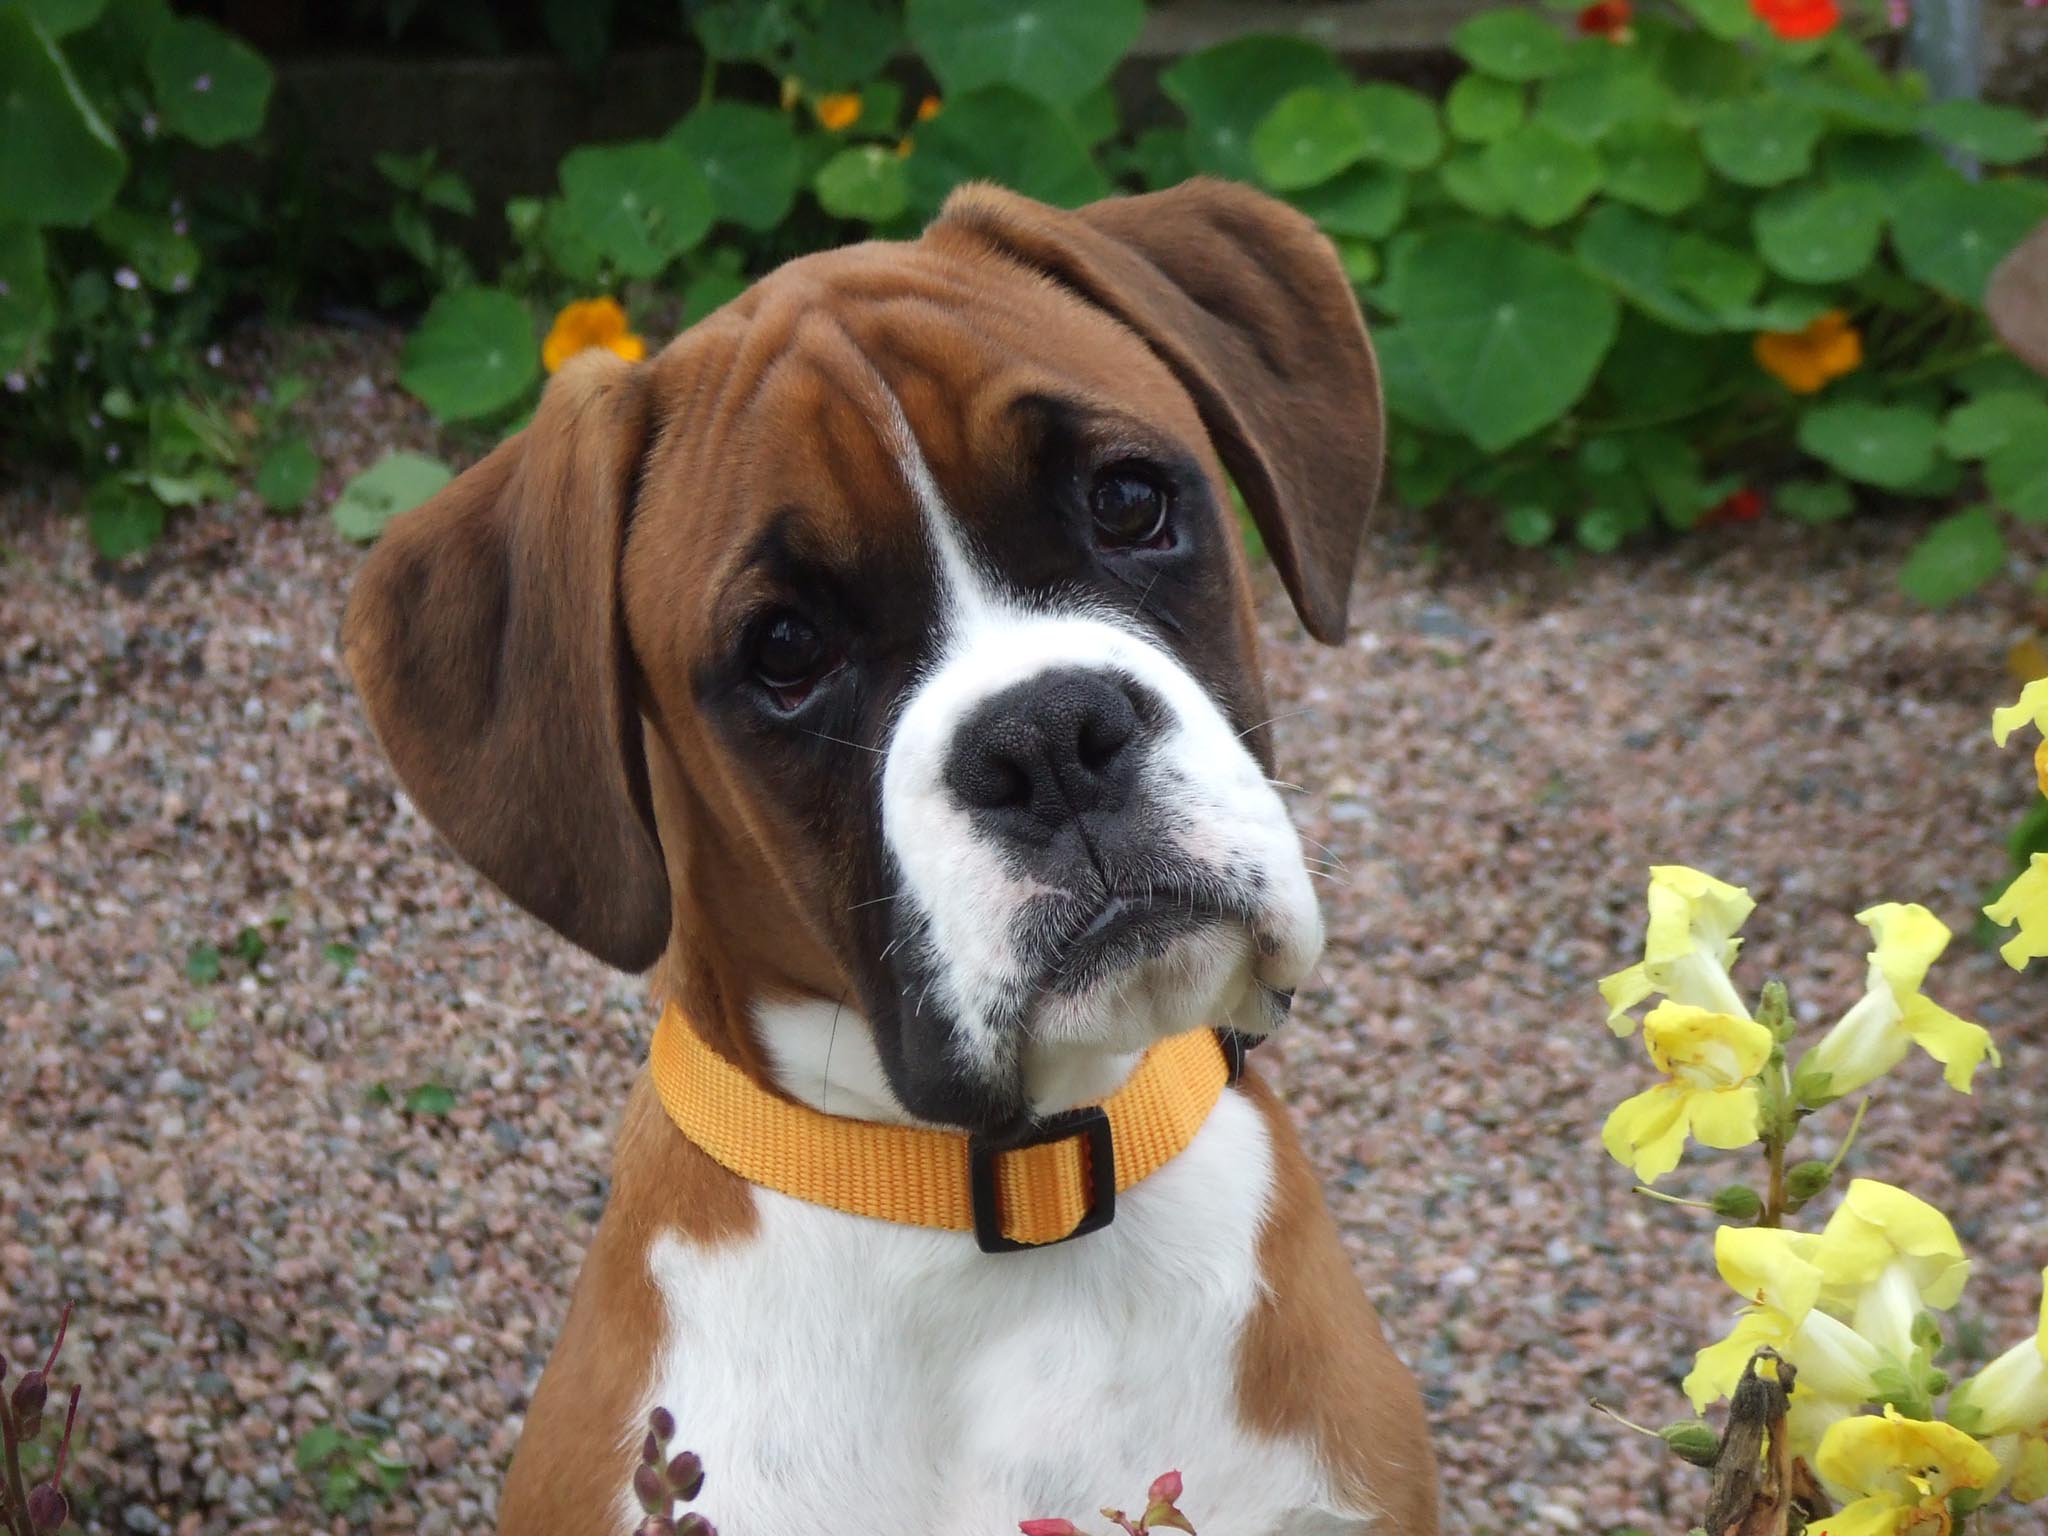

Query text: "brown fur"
[341, 180, 1433, 1535]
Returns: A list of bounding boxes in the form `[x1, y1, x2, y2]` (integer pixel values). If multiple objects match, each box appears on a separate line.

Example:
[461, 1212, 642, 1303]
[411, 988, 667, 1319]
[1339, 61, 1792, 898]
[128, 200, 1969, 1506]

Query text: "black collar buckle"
[968, 1104, 1116, 1255]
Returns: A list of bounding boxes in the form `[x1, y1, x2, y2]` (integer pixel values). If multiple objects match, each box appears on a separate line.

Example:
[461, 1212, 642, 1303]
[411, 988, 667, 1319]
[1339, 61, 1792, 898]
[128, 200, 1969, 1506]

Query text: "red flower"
[1705, 487, 1767, 525]
[1751, 0, 1841, 39]
[1577, 0, 1632, 38]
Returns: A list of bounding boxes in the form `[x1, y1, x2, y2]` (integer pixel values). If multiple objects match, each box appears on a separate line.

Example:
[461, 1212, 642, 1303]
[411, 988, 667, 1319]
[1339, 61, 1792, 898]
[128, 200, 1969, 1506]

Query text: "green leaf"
[1775, 479, 1854, 524]
[0, 224, 52, 374]
[1289, 163, 1407, 240]
[1893, 173, 2048, 306]
[86, 478, 164, 558]
[146, 16, 272, 146]
[903, 86, 1107, 212]
[1797, 402, 1940, 490]
[1668, 233, 1763, 315]
[400, 288, 537, 422]
[1252, 87, 1366, 190]
[1446, 74, 1523, 144]
[331, 452, 454, 543]
[1921, 100, 2045, 167]
[1822, 133, 1949, 213]
[18, 0, 107, 35]
[558, 140, 714, 277]
[787, 0, 899, 88]
[1698, 97, 1824, 186]
[1483, 123, 1602, 227]
[905, 0, 1143, 107]
[1752, 183, 1885, 285]
[681, 266, 747, 325]
[668, 102, 800, 232]
[1601, 120, 1706, 215]
[1437, 147, 1506, 217]
[1574, 204, 1716, 334]
[405, 1082, 457, 1116]
[1451, 10, 1570, 82]
[1351, 82, 1444, 171]
[1502, 504, 1555, 547]
[1943, 392, 2048, 461]
[1161, 36, 1348, 182]
[255, 436, 320, 511]
[94, 206, 200, 291]
[296, 1425, 346, 1472]
[1534, 46, 1670, 144]
[1898, 507, 2005, 608]
[1628, 428, 1709, 527]
[1989, 437, 2048, 524]
[1669, 0, 1758, 39]
[1371, 324, 1458, 434]
[814, 145, 909, 223]
[1576, 505, 1627, 552]
[185, 942, 222, 984]
[0, 8, 127, 226]
[323, 941, 358, 972]
[1390, 226, 1620, 451]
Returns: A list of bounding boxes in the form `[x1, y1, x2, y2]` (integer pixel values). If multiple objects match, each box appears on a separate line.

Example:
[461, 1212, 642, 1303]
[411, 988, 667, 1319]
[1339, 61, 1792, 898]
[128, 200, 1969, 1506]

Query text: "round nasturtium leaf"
[1920, 99, 2045, 167]
[0, 224, 53, 374]
[1451, 10, 1571, 82]
[1698, 97, 1825, 187]
[1252, 86, 1367, 190]
[668, 102, 801, 232]
[1160, 35, 1348, 182]
[1601, 120, 1707, 215]
[1821, 134, 1950, 214]
[1898, 507, 2006, 609]
[1989, 437, 2048, 525]
[0, 8, 127, 227]
[1502, 504, 1556, 547]
[255, 436, 321, 511]
[399, 288, 539, 423]
[1774, 479, 1854, 525]
[559, 141, 714, 277]
[1352, 82, 1445, 171]
[903, 86, 1108, 214]
[814, 145, 909, 224]
[1752, 183, 1885, 285]
[1574, 204, 1717, 335]
[1668, 233, 1763, 316]
[332, 452, 455, 543]
[906, 0, 1143, 107]
[1390, 225, 1620, 451]
[1797, 402, 1940, 490]
[1535, 47, 1670, 145]
[1893, 172, 2048, 306]
[1669, 0, 1759, 40]
[1446, 74, 1524, 144]
[1483, 122, 1602, 228]
[146, 16, 272, 147]
[1437, 147, 1507, 218]
[1289, 162, 1407, 241]
[1370, 323, 1458, 435]
[86, 479, 165, 559]
[1942, 392, 2048, 462]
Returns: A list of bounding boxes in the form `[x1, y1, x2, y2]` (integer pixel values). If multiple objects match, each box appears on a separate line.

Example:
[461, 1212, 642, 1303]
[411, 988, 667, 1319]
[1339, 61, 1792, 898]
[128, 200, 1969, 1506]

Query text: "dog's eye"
[753, 611, 833, 708]
[1088, 466, 1174, 551]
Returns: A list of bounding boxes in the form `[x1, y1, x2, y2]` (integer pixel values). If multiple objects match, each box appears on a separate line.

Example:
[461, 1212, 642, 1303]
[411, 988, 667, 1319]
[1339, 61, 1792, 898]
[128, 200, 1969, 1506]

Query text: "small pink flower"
[1019, 1521, 1081, 1536]
[1148, 1472, 1184, 1505]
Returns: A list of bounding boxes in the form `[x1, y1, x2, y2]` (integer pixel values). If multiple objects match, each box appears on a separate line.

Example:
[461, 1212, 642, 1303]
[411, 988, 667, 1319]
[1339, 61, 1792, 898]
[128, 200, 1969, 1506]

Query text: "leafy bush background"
[3, 0, 2047, 611]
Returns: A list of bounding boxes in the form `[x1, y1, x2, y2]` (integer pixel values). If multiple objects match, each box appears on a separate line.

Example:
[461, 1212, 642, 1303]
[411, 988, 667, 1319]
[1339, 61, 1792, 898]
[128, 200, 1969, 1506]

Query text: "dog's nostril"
[1075, 696, 1135, 772]
[958, 753, 1032, 812]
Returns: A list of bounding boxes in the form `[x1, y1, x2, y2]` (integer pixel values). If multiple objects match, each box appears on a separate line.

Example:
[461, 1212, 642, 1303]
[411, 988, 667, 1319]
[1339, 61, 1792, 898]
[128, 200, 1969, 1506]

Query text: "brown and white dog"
[343, 178, 1439, 1535]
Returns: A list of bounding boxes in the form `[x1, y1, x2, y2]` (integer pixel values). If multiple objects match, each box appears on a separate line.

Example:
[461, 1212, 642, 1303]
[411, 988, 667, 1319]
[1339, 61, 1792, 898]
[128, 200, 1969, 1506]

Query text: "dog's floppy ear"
[933, 177, 1382, 644]
[341, 353, 670, 972]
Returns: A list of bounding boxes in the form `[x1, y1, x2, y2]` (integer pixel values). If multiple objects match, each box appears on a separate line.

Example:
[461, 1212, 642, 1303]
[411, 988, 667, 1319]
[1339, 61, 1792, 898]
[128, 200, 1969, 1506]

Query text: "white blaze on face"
[869, 389, 1324, 1101]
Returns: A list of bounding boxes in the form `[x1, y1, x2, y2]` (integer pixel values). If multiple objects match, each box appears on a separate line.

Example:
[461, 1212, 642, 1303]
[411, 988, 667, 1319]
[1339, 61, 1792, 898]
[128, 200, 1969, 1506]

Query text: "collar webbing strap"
[646, 1003, 1237, 1251]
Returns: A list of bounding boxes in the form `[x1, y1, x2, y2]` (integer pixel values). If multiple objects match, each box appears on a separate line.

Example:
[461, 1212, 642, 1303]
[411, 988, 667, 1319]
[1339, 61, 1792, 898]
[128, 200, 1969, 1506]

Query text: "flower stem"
[1826, 1096, 1872, 1177]
[1, 1393, 32, 1536]
[1762, 1135, 1787, 1229]
[1632, 1186, 1719, 1212]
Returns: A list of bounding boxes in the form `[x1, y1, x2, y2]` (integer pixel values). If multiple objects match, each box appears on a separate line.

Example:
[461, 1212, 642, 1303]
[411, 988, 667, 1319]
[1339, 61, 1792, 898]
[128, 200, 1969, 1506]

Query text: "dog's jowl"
[343, 178, 1440, 1535]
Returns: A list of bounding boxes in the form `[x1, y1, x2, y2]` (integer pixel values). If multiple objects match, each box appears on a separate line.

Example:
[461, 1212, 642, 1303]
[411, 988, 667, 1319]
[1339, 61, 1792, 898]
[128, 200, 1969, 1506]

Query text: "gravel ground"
[4, 326, 2045, 1536]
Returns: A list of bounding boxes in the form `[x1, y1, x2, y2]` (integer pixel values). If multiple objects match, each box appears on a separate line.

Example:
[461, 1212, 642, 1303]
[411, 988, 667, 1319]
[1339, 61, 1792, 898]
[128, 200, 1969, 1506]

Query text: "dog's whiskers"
[804, 728, 883, 756]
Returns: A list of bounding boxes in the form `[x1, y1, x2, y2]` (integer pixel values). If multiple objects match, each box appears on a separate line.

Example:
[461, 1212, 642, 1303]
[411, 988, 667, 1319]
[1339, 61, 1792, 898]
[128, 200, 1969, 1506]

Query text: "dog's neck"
[750, 996, 1146, 1128]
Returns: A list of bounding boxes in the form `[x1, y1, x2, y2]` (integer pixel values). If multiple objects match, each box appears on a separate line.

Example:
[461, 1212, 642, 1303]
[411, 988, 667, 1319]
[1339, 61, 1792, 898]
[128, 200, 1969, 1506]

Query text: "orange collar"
[646, 1003, 1244, 1253]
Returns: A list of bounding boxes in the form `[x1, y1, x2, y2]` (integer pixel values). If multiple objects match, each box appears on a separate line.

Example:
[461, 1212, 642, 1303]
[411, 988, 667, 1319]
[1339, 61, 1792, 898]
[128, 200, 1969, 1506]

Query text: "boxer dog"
[343, 178, 1438, 1535]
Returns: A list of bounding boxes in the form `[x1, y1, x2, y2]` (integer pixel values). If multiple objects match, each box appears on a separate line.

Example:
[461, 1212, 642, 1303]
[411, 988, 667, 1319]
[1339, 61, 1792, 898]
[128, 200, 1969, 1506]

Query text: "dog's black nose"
[945, 667, 1148, 829]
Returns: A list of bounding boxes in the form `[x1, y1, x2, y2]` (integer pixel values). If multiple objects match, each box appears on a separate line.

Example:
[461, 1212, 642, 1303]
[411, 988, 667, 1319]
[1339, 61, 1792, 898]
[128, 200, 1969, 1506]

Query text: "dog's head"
[343, 179, 1381, 1131]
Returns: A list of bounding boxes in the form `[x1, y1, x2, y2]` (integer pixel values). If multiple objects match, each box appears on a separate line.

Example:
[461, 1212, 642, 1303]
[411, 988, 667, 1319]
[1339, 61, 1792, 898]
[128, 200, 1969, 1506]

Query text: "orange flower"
[1578, 1, 1633, 39]
[816, 92, 862, 132]
[1754, 310, 1862, 394]
[895, 136, 915, 158]
[542, 297, 646, 374]
[916, 94, 942, 122]
[1752, 0, 1840, 39]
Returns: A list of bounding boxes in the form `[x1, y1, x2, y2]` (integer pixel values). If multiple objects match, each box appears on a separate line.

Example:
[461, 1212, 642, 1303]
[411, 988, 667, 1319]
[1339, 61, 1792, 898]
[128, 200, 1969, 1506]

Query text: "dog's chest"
[631, 1091, 1361, 1535]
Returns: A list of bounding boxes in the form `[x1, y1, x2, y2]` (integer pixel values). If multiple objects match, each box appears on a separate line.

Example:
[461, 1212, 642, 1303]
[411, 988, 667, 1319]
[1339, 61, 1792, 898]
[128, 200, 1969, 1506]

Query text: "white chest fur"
[627, 1090, 1368, 1535]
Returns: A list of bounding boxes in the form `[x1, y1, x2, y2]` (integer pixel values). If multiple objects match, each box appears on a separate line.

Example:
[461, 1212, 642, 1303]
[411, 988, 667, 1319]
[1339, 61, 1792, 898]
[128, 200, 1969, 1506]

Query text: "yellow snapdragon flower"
[1599, 865, 1756, 1035]
[1985, 855, 2048, 971]
[1601, 1002, 1771, 1182]
[1794, 904, 1997, 1104]
[1809, 1406, 1999, 1536]
[1817, 1180, 1973, 1365]
[1948, 1267, 2048, 1502]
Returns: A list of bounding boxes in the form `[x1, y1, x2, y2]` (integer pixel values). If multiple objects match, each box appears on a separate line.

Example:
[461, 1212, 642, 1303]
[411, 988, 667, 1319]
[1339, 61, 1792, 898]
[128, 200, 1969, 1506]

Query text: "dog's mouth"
[1024, 883, 1250, 1000]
